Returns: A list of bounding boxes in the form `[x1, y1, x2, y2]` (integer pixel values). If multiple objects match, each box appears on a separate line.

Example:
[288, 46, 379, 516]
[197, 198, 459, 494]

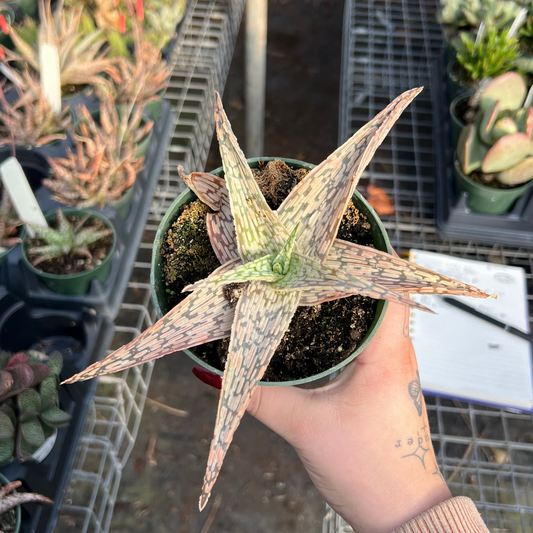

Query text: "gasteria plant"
[0, 351, 70, 462]
[62, 90, 494, 509]
[2, 0, 115, 92]
[457, 72, 533, 185]
[456, 26, 520, 83]
[0, 70, 71, 148]
[43, 96, 150, 207]
[25, 209, 114, 266]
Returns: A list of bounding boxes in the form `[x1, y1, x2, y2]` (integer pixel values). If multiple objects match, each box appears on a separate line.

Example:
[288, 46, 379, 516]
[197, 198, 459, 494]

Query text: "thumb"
[247, 384, 313, 446]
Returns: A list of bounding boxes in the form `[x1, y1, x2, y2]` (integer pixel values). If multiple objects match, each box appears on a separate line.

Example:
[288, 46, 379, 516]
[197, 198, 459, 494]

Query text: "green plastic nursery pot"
[449, 92, 471, 147]
[21, 209, 116, 295]
[0, 472, 21, 533]
[151, 157, 392, 386]
[454, 157, 533, 215]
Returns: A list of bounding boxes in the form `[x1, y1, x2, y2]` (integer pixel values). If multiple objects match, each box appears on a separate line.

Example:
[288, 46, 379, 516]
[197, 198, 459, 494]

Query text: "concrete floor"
[110, 1, 344, 531]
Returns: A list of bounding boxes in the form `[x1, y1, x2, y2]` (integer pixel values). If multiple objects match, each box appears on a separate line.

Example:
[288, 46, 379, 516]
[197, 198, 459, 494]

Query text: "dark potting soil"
[469, 170, 522, 189]
[161, 160, 378, 382]
[25, 215, 114, 275]
[0, 507, 17, 533]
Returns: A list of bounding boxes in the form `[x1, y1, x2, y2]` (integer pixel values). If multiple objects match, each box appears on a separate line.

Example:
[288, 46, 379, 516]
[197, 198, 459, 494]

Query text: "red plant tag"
[119, 12, 126, 33]
[135, 0, 144, 21]
[0, 14, 9, 35]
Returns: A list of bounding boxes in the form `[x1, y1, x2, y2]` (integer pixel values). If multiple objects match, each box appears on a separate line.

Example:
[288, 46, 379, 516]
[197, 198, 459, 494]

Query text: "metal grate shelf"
[55, 0, 245, 531]
[329, 0, 533, 531]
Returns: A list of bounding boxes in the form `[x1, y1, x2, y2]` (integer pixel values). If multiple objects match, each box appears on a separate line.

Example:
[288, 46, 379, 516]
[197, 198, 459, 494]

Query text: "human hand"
[193, 301, 451, 532]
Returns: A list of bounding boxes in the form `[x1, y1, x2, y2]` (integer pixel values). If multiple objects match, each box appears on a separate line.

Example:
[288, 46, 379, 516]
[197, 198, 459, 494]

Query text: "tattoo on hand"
[395, 431, 430, 469]
[432, 459, 446, 484]
[408, 370, 423, 416]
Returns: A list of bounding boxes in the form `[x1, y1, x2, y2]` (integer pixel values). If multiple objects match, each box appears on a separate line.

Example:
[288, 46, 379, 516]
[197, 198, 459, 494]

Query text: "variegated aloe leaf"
[180, 169, 491, 300]
[62, 282, 236, 384]
[199, 282, 301, 511]
[178, 166, 238, 264]
[277, 87, 423, 264]
[214, 92, 289, 261]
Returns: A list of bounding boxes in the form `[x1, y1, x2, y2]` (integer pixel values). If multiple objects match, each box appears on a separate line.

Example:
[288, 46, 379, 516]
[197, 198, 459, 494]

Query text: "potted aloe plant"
[0, 473, 53, 533]
[21, 208, 116, 294]
[448, 25, 521, 100]
[62, 89, 495, 509]
[455, 74, 533, 214]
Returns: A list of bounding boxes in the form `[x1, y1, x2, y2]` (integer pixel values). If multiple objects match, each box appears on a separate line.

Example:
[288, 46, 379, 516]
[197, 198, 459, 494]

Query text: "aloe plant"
[62, 89, 494, 509]
[2, 0, 115, 92]
[0, 479, 52, 514]
[456, 26, 521, 83]
[457, 72, 533, 185]
[25, 209, 114, 266]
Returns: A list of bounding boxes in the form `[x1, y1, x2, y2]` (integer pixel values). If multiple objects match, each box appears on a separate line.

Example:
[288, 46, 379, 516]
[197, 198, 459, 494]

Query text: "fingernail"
[192, 365, 222, 390]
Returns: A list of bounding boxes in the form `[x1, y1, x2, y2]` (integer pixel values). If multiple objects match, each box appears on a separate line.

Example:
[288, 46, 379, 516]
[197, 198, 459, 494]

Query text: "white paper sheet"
[409, 249, 533, 412]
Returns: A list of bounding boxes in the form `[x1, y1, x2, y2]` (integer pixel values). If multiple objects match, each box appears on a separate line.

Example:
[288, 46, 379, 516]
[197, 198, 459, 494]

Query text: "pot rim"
[151, 157, 392, 386]
[21, 208, 117, 280]
[454, 152, 533, 194]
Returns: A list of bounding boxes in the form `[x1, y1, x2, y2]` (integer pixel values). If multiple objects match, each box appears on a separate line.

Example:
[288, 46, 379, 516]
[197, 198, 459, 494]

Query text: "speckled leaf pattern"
[199, 282, 301, 511]
[214, 92, 289, 261]
[277, 87, 424, 264]
[179, 167, 239, 264]
[62, 286, 235, 384]
[324, 241, 494, 297]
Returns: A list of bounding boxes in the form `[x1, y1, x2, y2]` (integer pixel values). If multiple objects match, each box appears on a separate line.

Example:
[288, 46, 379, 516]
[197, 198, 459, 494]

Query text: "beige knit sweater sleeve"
[394, 497, 490, 533]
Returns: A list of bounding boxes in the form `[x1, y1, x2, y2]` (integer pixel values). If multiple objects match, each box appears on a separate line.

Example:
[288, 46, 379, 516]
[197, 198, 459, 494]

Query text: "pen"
[442, 297, 533, 344]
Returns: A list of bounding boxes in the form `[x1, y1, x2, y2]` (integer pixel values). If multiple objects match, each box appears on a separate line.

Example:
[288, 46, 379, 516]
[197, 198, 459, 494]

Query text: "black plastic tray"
[0, 287, 115, 533]
[0, 100, 174, 319]
[433, 55, 533, 247]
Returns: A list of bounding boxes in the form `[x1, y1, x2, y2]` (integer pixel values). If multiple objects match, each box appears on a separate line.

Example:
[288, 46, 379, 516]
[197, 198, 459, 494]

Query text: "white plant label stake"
[508, 8, 528, 41]
[0, 157, 48, 238]
[473, 22, 486, 57]
[39, 43, 61, 114]
[525, 85, 533, 109]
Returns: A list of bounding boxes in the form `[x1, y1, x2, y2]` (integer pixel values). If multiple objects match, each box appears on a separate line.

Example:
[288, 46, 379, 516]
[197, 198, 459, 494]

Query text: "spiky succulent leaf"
[0, 491, 53, 515]
[214, 93, 289, 261]
[62, 285, 236, 384]
[277, 87, 423, 264]
[199, 282, 301, 510]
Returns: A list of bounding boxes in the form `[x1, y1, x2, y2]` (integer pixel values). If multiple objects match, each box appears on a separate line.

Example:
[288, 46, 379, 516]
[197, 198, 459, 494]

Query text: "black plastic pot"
[1, 100, 174, 318]
[0, 288, 114, 533]
[151, 157, 392, 386]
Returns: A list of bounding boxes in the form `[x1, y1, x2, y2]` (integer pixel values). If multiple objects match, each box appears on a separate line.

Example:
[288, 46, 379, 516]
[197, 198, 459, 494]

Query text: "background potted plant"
[21, 208, 116, 294]
[61, 89, 494, 510]
[0, 472, 53, 533]
[0, 189, 20, 268]
[0, 350, 70, 463]
[455, 76, 533, 214]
